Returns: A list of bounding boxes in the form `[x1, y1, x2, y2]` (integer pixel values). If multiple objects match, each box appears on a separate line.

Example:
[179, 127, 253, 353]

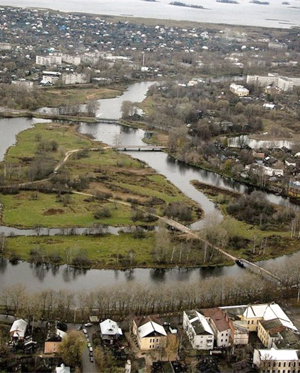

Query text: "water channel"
[0, 81, 297, 292]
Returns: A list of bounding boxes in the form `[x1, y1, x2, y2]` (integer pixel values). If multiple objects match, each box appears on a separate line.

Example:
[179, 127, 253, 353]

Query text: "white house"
[230, 83, 249, 97]
[200, 308, 231, 348]
[41, 71, 61, 85]
[10, 319, 28, 341]
[62, 73, 88, 85]
[183, 310, 214, 350]
[100, 319, 123, 343]
[253, 348, 300, 372]
[55, 364, 70, 373]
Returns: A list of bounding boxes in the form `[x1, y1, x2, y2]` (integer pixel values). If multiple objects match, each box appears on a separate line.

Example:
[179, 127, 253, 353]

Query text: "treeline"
[0, 271, 293, 323]
[227, 191, 295, 229]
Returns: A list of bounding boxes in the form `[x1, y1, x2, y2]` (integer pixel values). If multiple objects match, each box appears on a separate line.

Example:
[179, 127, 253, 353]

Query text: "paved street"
[81, 325, 98, 373]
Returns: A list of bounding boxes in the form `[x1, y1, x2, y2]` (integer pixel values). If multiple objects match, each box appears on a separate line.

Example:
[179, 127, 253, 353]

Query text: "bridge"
[115, 145, 166, 152]
[161, 217, 282, 284]
[96, 118, 119, 124]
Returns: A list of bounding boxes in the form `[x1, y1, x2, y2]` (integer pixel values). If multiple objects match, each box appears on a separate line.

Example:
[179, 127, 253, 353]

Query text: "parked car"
[85, 322, 93, 327]
[90, 356, 94, 363]
[87, 342, 92, 348]
[82, 328, 87, 334]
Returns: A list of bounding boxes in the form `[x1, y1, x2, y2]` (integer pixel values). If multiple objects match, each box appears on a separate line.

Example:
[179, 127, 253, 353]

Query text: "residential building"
[62, 73, 88, 85]
[183, 310, 214, 350]
[10, 319, 28, 341]
[289, 180, 300, 198]
[253, 348, 300, 372]
[221, 303, 296, 333]
[247, 74, 300, 92]
[62, 54, 81, 66]
[44, 327, 66, 354]
[41, 71, 61, 85]
[36, 53, 62, 66]
[230, 83, 249, 97]
[100, 319, 123, 343]
[200, 308, 231, 347]
[55, 364, 70, 373]
[220, 305, 249, 345]
[257, 319, 286, 348]
[132, 316, 167, 351]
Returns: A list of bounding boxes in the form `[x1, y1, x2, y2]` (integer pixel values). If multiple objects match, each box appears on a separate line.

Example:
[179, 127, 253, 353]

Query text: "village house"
[10, 319, 28, 341]
[200, 308, 231, 348]
[100, 319, 123, 343]
[229, 83, 249, 97]
[253, 348, 300, 372]
[55, 364, 70, 373]
[132, 316, 167, 351]
[44, 327, 67, 354]
[183, 310, 214, 350]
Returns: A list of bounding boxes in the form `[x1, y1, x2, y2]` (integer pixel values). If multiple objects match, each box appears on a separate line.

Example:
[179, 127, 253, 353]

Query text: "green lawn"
[6, 233, 155, 268]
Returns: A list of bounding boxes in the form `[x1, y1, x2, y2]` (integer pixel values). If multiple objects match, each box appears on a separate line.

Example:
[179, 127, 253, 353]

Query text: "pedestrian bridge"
[115, 145, 166, 152]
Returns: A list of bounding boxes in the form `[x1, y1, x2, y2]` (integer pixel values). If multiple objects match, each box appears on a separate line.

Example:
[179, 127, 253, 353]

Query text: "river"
[0, 81, 296, 292]
[1, 0, 299, 29]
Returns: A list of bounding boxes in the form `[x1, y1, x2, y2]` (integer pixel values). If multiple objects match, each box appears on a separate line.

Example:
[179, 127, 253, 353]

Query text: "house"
[44, 328, 67, 354]
[55, 364, 70, 373]
[200, 308, 231, 348]
[100, 319, 123, 343]
[41, 71, 61, 85]
[10, 319, 28, 341]
[285, 158, 296, 168]
[253, 348, 300, 372]
[230, 83, 249, 97]
[230, 320, 249, 345]
[62, 73, 88, 85]
[220, 305, 249, 345]
[183, 310, 214, 350]
[257, 318, 286, 348]
[289, 180, 300, 198]
[222, 303, 296, 333]
[132, 316, 167, 351]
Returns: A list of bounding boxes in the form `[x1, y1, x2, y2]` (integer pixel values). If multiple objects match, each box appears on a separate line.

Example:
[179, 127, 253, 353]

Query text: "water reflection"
[149, 268, 166, 283]
[0, 257, 7, 273]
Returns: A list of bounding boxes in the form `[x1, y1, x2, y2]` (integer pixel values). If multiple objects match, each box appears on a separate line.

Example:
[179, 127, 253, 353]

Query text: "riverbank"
[191, 179, 300, 262]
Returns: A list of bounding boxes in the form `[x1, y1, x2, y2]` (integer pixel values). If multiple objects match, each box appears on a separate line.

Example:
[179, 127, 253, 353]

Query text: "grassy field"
[5, 233, 156, 268]
[5, 123, 93, 165]
[0, 192, 132, 228]
[0, 124, 201, 229]
[38, 85, 125, 107]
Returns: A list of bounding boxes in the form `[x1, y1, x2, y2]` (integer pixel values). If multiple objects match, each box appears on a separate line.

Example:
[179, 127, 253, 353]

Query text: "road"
[81, 325, 98, 373]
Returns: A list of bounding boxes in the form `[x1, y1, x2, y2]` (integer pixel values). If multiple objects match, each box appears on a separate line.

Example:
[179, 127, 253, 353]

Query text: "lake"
[0, 0, 299, 28]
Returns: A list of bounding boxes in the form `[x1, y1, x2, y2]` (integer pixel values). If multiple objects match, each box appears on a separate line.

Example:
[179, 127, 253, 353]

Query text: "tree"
[121, 100, 136, 118]
[58, 330, 85, 367]
[153, 221, 172, 263]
